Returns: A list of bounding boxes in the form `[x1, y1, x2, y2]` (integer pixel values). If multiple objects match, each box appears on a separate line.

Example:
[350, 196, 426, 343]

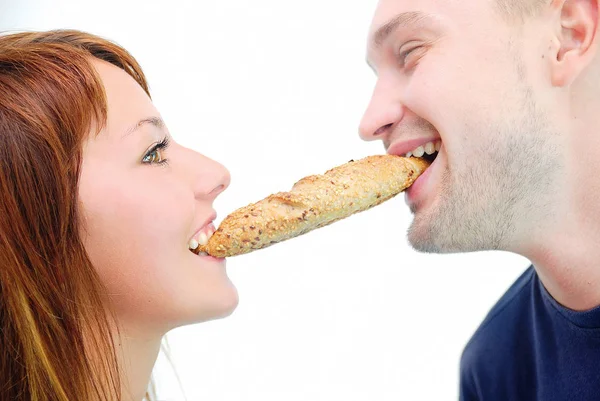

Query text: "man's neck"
[526, 108, 600, 312]
[529, 236, 600, 311]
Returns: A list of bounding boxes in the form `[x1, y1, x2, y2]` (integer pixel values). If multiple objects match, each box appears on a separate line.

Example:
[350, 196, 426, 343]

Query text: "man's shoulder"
[459, 266, 536, 399]
[462, 265, 535, 359]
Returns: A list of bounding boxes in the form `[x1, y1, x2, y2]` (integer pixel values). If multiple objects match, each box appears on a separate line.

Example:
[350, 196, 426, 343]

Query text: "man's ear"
[548, 0, 599, 87]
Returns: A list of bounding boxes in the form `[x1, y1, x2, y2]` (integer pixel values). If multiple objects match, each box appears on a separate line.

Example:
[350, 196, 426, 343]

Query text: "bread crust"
[194, 155, 430, 258]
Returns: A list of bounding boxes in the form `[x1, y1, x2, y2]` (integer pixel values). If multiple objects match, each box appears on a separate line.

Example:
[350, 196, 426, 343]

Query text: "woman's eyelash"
[142, 136, 170, 165]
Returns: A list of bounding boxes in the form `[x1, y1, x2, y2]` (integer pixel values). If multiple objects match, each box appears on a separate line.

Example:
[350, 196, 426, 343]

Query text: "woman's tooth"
[413, 146, 425, 157]
[198, 232, 209, 246]
[207, 228, 214, 238]
[189, 238, 199, 250]
[199, 252, 208, 257]
[435, 141, 441, 152]
[424, 142, 435, 155]
[406, 151, 413, 158]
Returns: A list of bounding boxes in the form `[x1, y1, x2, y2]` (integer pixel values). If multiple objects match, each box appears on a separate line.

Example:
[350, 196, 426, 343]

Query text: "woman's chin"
[176, 284, 240, 328]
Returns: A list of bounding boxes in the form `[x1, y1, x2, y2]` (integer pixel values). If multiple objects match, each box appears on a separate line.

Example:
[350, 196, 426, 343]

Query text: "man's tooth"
[435, 141, 441, 152]
[189, 238, 199, 250]
[413, 146, 425, 157]
[198, 232, 209, 246]
[424, 142, 435, 155]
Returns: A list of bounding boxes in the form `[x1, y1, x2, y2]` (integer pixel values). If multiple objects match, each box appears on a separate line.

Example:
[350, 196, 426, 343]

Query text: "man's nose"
[358, 80, 404, 141]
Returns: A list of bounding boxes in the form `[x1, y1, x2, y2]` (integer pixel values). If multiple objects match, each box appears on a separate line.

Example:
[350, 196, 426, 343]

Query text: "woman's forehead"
[91, 59, 157, 140]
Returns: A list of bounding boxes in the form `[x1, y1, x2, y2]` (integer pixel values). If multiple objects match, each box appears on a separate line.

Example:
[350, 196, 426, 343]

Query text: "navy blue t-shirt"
[460, 266, 600, 401]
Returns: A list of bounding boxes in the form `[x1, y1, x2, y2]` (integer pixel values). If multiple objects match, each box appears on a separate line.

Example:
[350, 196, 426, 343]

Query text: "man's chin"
[407, 221, 501, 254]
[406, 222, 439, 253]
[407, 219, 465, 254]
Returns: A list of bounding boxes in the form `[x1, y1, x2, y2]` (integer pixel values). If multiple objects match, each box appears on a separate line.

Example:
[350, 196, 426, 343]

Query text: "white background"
[1, 1, 530, 400]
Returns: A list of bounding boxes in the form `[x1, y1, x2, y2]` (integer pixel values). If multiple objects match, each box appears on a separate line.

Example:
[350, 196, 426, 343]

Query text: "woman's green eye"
[142, 149, 163, 164]
[142, 137, 170, 165]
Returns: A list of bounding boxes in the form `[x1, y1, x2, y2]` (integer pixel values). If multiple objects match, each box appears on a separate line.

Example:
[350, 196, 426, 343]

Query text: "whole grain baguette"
[193, 155, 430, 258]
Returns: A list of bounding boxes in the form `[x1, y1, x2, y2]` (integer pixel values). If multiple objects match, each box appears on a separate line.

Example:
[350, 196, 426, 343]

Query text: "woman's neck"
[114, 325, 163, 401]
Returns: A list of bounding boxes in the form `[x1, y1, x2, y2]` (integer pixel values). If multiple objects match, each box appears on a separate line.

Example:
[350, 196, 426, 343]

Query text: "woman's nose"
[190, 153, 231, 200]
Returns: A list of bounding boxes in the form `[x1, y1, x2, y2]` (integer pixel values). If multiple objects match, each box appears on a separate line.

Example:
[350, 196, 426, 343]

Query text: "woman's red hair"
[0, 29, 152, 400]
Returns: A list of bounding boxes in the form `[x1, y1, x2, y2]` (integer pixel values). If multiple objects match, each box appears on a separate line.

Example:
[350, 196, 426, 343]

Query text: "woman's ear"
[548, 0, 599, 86]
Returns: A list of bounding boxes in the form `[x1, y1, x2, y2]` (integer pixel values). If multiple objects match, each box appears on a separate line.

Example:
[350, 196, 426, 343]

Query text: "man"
[359, 0, 600, 400]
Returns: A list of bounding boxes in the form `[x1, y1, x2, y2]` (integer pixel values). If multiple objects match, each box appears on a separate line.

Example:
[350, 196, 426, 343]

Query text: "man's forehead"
[368, 0, 492, 47]
[369, 0, 471, 33]
[369, 11, 435, 48]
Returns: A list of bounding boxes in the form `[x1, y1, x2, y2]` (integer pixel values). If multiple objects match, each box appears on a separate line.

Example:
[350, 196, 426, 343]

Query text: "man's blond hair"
[496, 0, 548, 21]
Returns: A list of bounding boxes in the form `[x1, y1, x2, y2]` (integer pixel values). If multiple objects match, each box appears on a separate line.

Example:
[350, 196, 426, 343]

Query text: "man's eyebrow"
[122, 116, 165, 138]
[372, 11, 434, 48]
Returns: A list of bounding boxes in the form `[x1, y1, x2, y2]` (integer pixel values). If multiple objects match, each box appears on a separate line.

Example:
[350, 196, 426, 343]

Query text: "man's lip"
[405, 141, 444, 208]
[386, 137, 441, 156]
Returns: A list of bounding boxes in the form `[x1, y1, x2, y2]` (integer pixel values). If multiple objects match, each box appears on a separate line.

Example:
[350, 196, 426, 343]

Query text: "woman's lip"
[194, 252, 225, 262]
[190, 213, 217, 242]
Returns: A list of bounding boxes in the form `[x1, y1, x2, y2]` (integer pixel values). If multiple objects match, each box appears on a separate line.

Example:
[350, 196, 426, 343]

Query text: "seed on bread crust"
[193, 155, 430, 258]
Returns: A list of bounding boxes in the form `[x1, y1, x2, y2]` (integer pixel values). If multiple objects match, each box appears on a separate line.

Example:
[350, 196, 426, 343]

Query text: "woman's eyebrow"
[122, 116, 165, 138]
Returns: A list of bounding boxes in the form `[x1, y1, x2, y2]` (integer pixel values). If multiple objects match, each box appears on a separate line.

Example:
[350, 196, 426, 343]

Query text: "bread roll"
[193, 155, 430, 258]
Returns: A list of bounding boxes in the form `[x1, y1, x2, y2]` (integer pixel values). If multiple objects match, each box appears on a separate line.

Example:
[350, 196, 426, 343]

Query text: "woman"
[0, 29, 238, 400]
